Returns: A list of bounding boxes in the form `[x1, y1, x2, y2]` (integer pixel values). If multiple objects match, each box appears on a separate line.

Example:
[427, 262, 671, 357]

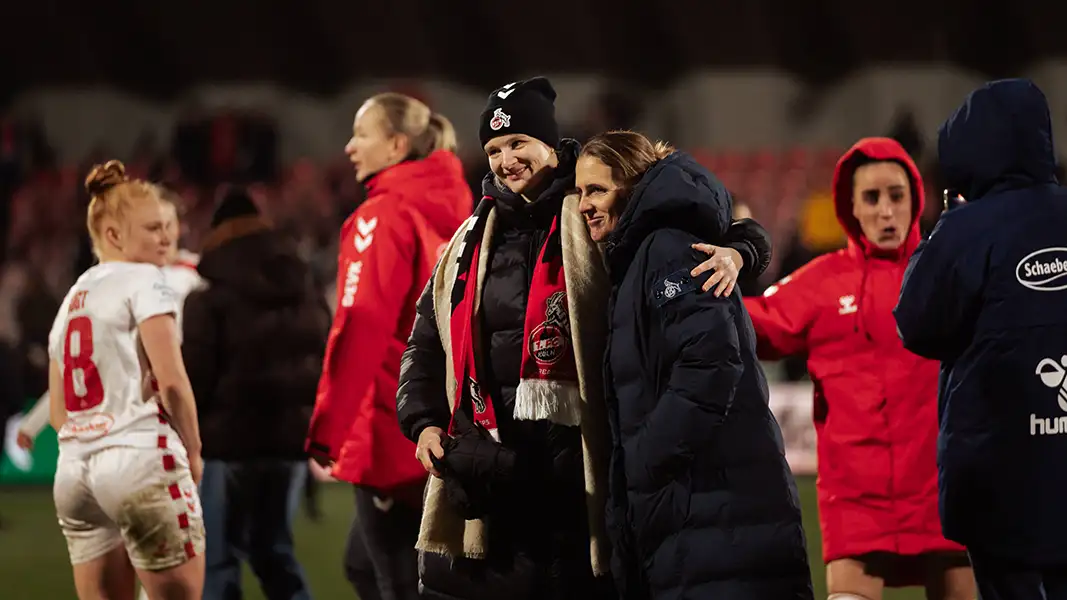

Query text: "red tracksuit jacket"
[307, 150, 471, 494]
[744, 138, 964, 568]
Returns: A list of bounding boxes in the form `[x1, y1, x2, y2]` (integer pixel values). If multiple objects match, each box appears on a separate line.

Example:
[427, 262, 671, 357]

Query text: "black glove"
[441, 431, 517, 483]
[722, 217, 772, 279]
[430, 409, 520, 519]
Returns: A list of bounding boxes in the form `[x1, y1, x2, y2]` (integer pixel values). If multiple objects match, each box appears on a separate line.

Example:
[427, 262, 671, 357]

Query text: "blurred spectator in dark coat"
[182, 187, 330, 600]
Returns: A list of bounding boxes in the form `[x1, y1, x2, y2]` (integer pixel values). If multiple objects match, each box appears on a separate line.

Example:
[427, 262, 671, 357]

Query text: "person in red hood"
[742, 138, 975, 600]
[306, 93, 472, 600]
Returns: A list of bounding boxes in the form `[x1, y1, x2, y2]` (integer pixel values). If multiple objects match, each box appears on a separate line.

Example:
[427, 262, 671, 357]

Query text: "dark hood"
[605, 150, 732, 275]
[481, 138, 581, 216]
[938, 78, 1058, 201]
[197, 216, 314, 306]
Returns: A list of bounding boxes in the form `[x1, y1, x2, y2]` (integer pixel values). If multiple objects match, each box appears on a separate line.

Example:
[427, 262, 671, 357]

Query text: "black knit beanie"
[210, 186, 259, 228]
[478, 76, 560, 150]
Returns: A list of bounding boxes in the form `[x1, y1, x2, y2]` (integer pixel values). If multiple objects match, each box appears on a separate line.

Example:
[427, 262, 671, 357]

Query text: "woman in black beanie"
[396, 77, 774, 600]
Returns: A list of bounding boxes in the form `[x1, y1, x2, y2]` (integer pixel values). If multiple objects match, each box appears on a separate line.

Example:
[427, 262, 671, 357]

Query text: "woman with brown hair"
[306, 92, 473, 600]
[574, 130, 812, 599]
[396, 78, 772, 600]
[742, 138, 974, 600]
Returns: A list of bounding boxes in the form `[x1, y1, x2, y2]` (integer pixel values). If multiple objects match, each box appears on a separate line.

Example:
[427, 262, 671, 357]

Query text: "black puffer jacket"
[603, 151, 812, 599]
[183, 217, 331, 461]
[399, 140, 609, 600]
[396, 141, 773, 600]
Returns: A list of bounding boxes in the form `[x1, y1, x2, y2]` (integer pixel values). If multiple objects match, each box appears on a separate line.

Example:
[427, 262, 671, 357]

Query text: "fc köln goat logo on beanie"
[489, 108, 511, 131]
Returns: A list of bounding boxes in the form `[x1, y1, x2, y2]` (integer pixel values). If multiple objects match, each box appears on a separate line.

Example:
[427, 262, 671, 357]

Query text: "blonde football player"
[49, 160, 204, 600]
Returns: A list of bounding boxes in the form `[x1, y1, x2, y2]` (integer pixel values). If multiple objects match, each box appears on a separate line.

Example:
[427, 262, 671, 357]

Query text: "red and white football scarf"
[448, 198, 581, 441]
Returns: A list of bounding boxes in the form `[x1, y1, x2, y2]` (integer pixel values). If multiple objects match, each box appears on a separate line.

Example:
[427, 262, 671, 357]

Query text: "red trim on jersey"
[157, 419, 198, 562]
[173, 260, 199, 271]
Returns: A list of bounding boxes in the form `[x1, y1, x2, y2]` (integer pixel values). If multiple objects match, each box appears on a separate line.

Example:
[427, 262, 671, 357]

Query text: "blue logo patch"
[652, 269, 698, 307]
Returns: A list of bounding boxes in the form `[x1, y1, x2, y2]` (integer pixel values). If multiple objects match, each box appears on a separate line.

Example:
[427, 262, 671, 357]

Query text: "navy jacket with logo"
[603, 151, 812, 599]
[895, 79, 1067, 565]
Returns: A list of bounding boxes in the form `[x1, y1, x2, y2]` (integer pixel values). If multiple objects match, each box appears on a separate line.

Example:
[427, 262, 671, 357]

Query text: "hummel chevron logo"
[357, 217, 377, 236]
[497, 82, 517, 99]
[354, 216, 377, 253]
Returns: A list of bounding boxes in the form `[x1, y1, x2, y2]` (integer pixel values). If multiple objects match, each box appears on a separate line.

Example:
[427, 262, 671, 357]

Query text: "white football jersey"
[48, 262, 180, 459]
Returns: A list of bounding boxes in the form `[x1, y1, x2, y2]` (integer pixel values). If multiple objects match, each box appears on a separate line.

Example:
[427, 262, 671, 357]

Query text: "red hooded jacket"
[744, 138, 964, 565]
[307, 150, 471, 495]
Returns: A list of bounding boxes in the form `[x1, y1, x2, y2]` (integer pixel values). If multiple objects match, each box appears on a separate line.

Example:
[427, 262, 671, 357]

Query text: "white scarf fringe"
[514, 378, 583, 426]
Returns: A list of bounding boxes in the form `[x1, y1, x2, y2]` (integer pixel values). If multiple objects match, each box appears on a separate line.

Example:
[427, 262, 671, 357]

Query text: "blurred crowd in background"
[0, 87, 1014, 418]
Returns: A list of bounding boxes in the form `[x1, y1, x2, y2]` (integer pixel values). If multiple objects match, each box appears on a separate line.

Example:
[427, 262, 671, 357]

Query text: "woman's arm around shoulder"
[722, 217, 773, 279]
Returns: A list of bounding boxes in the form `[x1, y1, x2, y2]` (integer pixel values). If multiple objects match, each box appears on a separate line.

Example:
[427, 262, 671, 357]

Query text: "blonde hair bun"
[84, 160, 128, 197]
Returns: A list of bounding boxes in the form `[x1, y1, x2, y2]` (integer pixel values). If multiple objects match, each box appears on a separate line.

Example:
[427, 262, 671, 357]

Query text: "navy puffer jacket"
[895, 79, 1067, 566]
[602, 151, 813, 599]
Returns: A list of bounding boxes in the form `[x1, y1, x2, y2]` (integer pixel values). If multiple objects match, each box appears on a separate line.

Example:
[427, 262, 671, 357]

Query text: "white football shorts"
[53, 437, 204, 570]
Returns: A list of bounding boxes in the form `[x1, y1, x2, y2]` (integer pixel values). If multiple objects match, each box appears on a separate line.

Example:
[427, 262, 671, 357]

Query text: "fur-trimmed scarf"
[418, 193, 612, 576]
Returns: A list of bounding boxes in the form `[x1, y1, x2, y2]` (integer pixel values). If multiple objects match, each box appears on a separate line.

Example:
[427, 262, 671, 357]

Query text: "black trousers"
[344, 485, 422, 600]
[970, 551, 1067, 600]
